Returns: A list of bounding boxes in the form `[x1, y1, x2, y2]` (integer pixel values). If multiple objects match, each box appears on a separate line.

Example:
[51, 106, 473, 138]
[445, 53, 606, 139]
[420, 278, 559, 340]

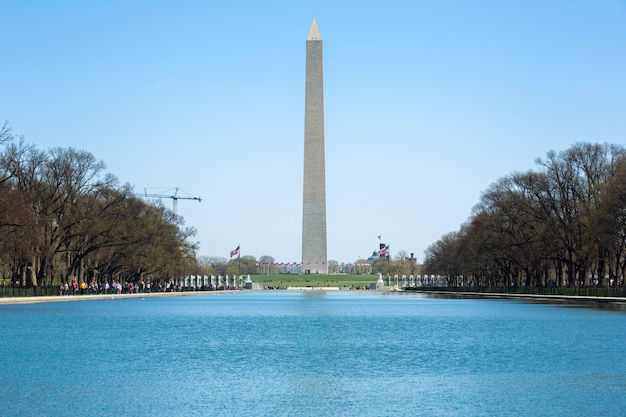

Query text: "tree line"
[0, 122, 198, 288]
[423, 142, 626, 290]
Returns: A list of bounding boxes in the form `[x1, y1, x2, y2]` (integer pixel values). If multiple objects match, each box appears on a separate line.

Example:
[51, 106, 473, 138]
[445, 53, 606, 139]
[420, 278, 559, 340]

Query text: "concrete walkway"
[0, 290, 234, 305]
[416, 290, 626, 304]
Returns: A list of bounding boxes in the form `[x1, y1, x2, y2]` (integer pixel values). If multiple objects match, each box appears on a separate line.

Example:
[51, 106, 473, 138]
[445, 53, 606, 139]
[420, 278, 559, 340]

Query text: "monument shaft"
[302, 19, 327, 274]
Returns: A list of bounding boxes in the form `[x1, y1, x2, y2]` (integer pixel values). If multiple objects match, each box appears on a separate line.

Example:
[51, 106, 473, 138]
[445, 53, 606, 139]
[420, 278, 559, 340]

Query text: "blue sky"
[2, 1, 625, 263]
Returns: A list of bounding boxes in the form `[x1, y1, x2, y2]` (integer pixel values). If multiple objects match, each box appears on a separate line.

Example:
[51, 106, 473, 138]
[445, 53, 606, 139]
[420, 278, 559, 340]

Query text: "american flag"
[230, 245, 240, 258]
[378, 244, 389, 256]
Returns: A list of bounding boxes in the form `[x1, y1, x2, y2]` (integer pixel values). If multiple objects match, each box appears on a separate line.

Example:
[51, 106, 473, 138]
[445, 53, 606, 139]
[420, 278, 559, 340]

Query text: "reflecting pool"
[1, 291, 625, 416]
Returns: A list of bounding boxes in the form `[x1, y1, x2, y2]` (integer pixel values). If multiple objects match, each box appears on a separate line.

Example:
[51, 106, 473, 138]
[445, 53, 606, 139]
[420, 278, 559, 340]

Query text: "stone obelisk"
[302, 18, 327, 274]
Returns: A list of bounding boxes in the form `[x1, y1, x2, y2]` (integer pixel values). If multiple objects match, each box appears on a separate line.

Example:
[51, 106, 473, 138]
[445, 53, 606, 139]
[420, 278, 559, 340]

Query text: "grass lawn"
[250, 274, 378, 289]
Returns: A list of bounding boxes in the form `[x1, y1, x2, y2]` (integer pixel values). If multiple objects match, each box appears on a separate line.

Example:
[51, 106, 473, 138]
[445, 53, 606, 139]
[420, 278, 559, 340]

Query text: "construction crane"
[138, 187, 201, 214]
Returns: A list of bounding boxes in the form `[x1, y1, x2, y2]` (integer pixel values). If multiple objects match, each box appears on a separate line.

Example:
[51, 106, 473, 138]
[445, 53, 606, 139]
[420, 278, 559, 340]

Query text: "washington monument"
[302, 18, 327, 274]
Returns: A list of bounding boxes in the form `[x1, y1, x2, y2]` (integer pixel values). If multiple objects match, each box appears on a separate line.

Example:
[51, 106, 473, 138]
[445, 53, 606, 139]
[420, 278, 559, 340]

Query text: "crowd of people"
[57, 280, 152, 296]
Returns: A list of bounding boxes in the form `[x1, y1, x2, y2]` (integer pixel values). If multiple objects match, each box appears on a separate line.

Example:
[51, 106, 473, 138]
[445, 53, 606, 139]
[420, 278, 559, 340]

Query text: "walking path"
[417, 290, 626, 304]
[0, 291, 234, 305]
[3, 289, 626, 305]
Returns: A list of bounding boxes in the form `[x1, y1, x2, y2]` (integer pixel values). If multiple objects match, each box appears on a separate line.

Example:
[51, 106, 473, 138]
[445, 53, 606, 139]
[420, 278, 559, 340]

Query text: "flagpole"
[238, 244, 241, 276]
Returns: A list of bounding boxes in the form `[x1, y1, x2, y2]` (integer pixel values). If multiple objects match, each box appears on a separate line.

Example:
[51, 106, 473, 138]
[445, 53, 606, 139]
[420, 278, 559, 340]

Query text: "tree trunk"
[29, 255, 38, 287]
[597, 249, 606, 287]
